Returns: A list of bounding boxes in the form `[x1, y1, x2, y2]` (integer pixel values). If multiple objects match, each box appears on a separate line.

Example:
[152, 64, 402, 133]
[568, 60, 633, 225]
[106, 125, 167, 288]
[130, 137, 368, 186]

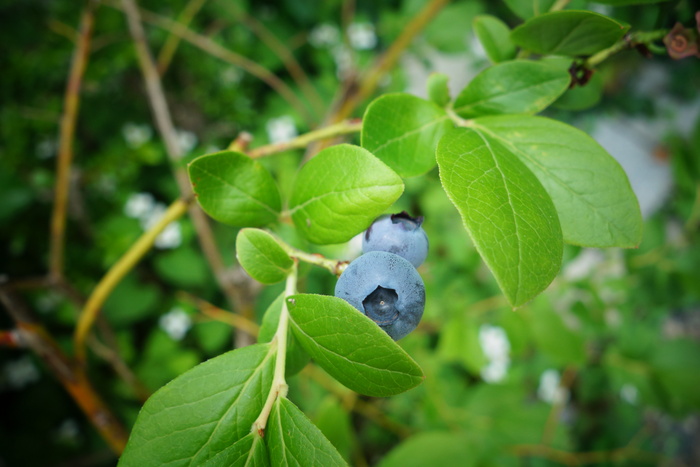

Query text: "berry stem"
[251, 260, 297, 435]
[271, 233, 349, 276]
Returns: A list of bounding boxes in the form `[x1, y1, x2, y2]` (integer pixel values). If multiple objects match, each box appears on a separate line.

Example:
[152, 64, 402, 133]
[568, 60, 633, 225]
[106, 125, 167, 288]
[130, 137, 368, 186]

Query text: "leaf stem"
[246, 119, 363, 159]
[585, 30, 668, 68]
[251, 261, 297, 435]
[549, 0, 571, 12]
[272, 234, 348, 276]
[74, 197, 191, 363]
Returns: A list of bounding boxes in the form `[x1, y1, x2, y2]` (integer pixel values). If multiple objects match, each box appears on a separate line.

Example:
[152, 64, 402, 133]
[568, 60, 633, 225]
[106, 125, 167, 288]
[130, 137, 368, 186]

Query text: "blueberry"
[334, 251, 425, 340]
[362, 211, 429, 267]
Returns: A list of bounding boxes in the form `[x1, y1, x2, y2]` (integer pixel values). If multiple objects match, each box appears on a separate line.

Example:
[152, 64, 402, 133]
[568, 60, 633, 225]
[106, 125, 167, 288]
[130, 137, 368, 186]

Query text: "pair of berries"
[335, 212, 428, 340]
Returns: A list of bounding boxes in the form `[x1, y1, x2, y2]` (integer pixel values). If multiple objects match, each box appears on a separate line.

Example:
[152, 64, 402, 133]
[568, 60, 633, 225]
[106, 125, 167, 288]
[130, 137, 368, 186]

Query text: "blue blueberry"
[362, 212, 429, 267]
[335, 251, 425, 340]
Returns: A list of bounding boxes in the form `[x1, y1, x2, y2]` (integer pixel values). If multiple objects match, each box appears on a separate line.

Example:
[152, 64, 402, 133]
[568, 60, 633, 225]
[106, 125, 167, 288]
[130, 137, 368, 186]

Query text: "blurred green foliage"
[1, 0, 700, 466]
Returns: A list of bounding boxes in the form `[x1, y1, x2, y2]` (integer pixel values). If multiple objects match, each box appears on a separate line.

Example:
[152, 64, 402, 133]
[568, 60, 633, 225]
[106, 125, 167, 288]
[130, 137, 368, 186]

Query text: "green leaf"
[259, 293, 310, 376]
[503, 0, 556, 19]
[511, 10, 630, 56]
[453, 60, 570, 118]
[287, 294, 424, 397]
[436, 128, 563, 307]
[527, 298, 586, 366]
[267, 397, 348, 466]
[119, 344, 275, 466]
[472, 115, 643, 247]
[362, 94, 452, 177]
[426, 73, 451, 107]
[289, 144, 404, 244]
[423, 2, 484, 53]
[473, 15, 517, 63]
[651, 339, 700, 412]
[200, 432, 269, 467]
[236, 228, 293, 284]
[314, 397, 354, 462]
[189, 150, 281, 227]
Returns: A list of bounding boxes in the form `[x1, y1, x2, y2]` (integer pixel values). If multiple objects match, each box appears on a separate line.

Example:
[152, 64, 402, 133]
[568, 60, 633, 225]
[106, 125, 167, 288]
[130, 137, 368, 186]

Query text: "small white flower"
[122, 122, 153, 149]
[538, 369, 568, 404]
[348, 22, 377, 50]
[154, 221, 182, 249]
[4, 356, 40, 389]
[159, 307, 192, 341]
[266, 116, 297, 143]
[177, 130, 198, 154]
[309, 23, 340, 48]
[620, 384, 639, 404]
[481, 358, 509, 383]
[124, 192, 155, 219]
[479, 324, 510, 361]
[478, 324, 511, 383]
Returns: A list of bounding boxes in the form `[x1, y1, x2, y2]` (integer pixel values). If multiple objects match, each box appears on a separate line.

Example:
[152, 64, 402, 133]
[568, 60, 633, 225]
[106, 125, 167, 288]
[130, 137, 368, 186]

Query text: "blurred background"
[1, 0, 699, 465]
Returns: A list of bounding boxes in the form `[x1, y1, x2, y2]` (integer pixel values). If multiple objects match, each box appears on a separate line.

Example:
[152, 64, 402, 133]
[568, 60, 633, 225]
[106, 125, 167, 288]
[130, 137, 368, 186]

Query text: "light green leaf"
[200, 432, 269, 467]
[473, 15, 517, 63]
[511, 10, 630, 56]
[236, 228, 293, 284]
[119, 344, 275, 466]
[472, 115, 643, 247]
[453, 60, 570, 118]
[503, 0, 556, 19]
[287, 294, 424, 397]
[437, 128, 563, 307]
[427, 73, 451, 107]
[314, 397, 354, 462]
[362, 94, 452, 177]
[437, 314, 487, 374]
[527, 298, 586, 366]
[267, 397, 348, 467]
[259, 293, 310, 376]
[189, 150, 281, 227]
[289, 144, 404, 244]
[424, 2, 484, 53]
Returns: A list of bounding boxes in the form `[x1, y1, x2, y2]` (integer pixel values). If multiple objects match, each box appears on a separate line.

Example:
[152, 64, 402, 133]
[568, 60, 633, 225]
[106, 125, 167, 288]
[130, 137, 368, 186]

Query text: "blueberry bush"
[1, 0, 700, 466]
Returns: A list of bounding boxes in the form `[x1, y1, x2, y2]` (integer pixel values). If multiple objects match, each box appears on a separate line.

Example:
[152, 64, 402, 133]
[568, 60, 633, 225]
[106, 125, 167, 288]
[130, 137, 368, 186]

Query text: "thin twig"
[331, 0, 450, 123]
[74, 198, 191, 362]
[179, 291, 260, 338]
[248, 119, 362, 158]
[540, 366, 577, 445]
[120, 0, 257, 348]
[240, 11, 325, 116]
[156, 0, 208, 75]
[0, 290, 129, 454]
[111, 0, 314, 125]
[49, 0, 99, 280]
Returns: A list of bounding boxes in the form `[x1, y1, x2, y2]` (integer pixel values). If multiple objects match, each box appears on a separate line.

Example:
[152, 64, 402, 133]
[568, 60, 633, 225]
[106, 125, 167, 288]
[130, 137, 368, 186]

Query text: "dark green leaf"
[119, 344, 275, 466]
[453, 60, 570, 118]
[437, 128, 563, 307]
[267, 397, 347, 466]
[362, 94, 452, 177]
[591, 0, 669, 4]
[289, 144, 403, 244]
[236, 228, 293, 284]
[511, 10, 630, 56]
[473, 15, 517, 63]
[259, 293, 310, 376]
[287, 294, 424, 397]
[189, 150, 281, 227]
[472, 115, 643, 247]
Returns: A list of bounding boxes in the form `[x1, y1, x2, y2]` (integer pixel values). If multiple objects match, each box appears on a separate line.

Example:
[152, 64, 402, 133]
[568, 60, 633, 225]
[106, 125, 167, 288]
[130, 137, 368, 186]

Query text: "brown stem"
[241, 11, 325, 116]
[0, 290, 128, 454]
[112, 0, 314, 125]
[332, 0, 450, 123]
[156, 0, 208, 76]
[120, 0, 257, 348]
[49, 0, 98, 281]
